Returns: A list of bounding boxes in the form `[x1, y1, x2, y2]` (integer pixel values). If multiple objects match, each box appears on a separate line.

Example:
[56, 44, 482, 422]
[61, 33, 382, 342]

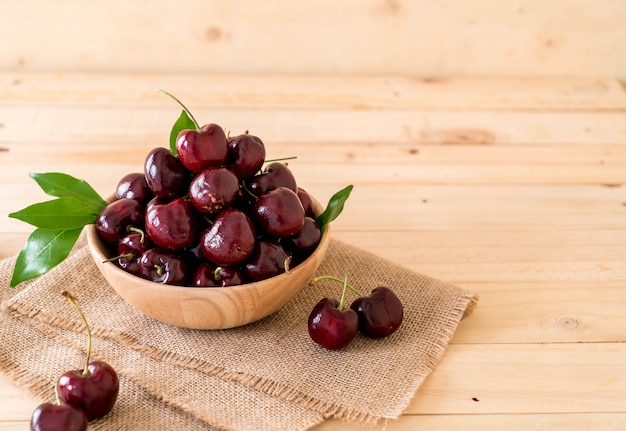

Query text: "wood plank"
[1, 1, 624, 77]
[406, 343, 626, 415]
[2, 73, 626, 111]
[1, 107, 625, 147]
[314, 413, 626, 431]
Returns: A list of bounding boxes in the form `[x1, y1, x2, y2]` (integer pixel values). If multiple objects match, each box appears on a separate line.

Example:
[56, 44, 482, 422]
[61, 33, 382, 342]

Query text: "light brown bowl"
[86, 209, 330, 330]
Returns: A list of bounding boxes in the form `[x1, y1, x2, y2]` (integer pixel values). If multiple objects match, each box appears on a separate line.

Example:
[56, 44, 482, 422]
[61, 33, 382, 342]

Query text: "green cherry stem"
[337, 273, 350, 311]
[126, 226, 145, 243]
[62, 291, 92, 377]
[309, 274, 363, 296]
[264, 156, 298, 163]
[156, 88, 200, 131]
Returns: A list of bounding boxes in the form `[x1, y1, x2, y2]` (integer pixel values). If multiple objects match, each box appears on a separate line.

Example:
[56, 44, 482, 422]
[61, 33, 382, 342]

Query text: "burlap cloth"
[0, 233, 476, 430]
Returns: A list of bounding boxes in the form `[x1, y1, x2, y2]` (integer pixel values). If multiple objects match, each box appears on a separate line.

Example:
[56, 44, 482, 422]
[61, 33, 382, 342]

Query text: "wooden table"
[0, 73, 624, 430]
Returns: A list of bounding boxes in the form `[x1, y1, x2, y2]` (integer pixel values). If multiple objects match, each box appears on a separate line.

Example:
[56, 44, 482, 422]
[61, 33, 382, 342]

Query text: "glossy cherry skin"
[30, 402, 88, 431]
[283, 217, 321, 264]
[138, 248, 190, 285]
[200, 208, 256, 266]
[191, 262, 245, 287]
[189, 167, 240, 215]
[115, 231, 153, 276]
[115, 172, 153, 204]
[350, 286, 404, 338]
[246, 162, 297, 196]
[243, 240, 290, 281]
[308, 298, 359, 350]
[297, 187, 316, 218]
[144, 147, 191, 199]
[95, 198, 144, 247]
[176, 124, 228, 173]
[57, 360, 119, 422]
[226, 133, 266, 179]
[145, 197, 199, 250]
[252, 187, 305, 238]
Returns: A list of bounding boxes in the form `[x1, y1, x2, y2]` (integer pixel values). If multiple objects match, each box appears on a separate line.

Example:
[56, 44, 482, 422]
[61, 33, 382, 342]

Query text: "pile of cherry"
[95, 125, 322, 287]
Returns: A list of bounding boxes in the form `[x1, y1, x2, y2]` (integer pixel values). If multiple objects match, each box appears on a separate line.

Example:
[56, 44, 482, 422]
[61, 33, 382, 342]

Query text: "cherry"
[226, 133, 266, 179]
[246, 162, 297, 196]
[284, 217, 321, 254]
[145, 197, 199, 250]
[350, 287, 404, 338]
[243, 239, 291, 281]
[308, 274, 358, 350]
[189, 167, 239, 215]
[95, 198, 144, 247]
[297, 187, 316, 218]
[144, 147, 191, 199]
[111, 229, 152, 276]
[57, 291, 119, 422]
[31, 401, 88, 431]
[138, 248, 190, 285]
[115, 172, 153, 204]
[200, 208, 256, 266]
[252, 187, 305, 238]
[176, 123, 228, 173]
[191, 262, 245, 287]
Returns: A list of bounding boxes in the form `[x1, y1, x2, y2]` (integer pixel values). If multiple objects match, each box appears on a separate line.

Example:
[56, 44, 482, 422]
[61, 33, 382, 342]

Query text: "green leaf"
[9, 197, 99, 230]
[10, 227, 83, 287]
[315, 185, 354, 231]
[169, 110, 196, 155]
[29, 172, 107, 210]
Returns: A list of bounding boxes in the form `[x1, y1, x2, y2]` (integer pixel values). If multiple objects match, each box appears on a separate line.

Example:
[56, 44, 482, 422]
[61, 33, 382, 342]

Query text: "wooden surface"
[0, 72, 625, 430]
[2, 0, 626, 77]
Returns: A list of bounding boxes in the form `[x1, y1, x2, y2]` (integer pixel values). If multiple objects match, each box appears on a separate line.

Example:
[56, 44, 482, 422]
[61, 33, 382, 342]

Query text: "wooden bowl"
[86, 210, 330, 330]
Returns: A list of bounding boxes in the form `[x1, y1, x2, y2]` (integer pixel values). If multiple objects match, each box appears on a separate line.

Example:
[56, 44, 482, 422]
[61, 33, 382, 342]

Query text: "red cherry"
[95, 198, 144, 247]
[30, 402, 88, 431]
[350, 286, 404, 338]
[200, 208, 256, 266]
[176, 124, 228, 173]
[56, 292, 119, 422]
[145, 197, 200, 250]
[251, 187, 305, 238]
[307, 275, 358, 350]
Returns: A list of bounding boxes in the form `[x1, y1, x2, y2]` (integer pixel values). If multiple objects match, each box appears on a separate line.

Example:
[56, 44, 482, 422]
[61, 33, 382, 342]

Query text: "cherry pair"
[307, 275, 404, 351]
[30, 292, 119, 431]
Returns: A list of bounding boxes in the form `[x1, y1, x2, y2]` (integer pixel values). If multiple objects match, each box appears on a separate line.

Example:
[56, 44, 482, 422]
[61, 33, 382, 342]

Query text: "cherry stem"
[156, 88, 200, 131]
[284, 256, 292, 274]
[309, 275, 363, 296]
[54, 383, 61, 406]
[127, 226, 145, 243]
[61, 291, 92, 377]
[213, 267, 222, 281]
[264, 156, 297, 163]
[154, 265, 164, 276]
[337, 272, 349, 311]
[102, 252, 133, 263]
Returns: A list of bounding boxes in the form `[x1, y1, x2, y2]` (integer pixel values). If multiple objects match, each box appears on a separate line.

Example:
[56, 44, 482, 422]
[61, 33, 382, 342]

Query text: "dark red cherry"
[114, 230, 153, 276]
[176, 124, 228, 172]
[57, 360, 119, 422]
[189, 167, 239, 215]
[144, 147, 191, 199]
[283, 217, 321, 263]
[226, 133, 266, 179]
[200, 208, 256, 266]
[350, 286, 404, 338]
[243, 239, 290, 281]
[145, 197, 199, 250]
[138, 248, 190, 285]
[297, 187, 317, 218]
[191, 262, 246, 287]
[252, 187, 305, 238]
[308, 298, 359, 351]
[246, 162, 297, 196]
[95, 198, 144, 247]
[115, 172, 153, 204]
[30, 402, 88, 431]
